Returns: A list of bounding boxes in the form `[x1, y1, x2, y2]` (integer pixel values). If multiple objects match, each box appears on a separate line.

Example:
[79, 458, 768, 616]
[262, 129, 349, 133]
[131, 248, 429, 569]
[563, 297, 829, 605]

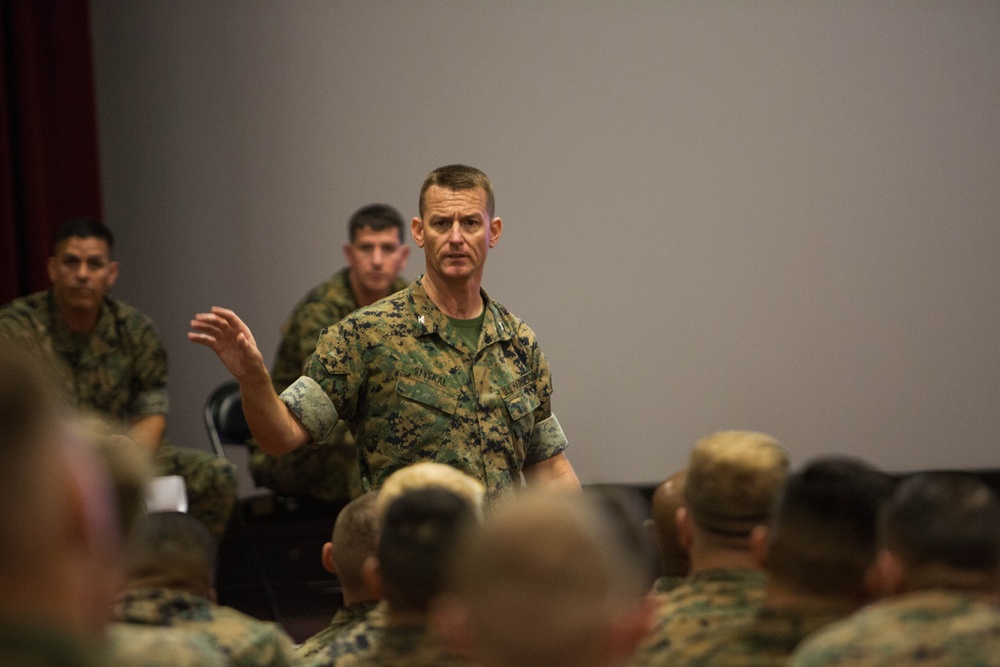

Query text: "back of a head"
[332, 491, 380, 592]
[445, 490, 651, 667]
[376, 462, 485, 524]
[881, 473, 1000, 580]
[378, 487, 476, 613]
[765, 457, 895, 599]
[685, 430, 789, 539]
[348, 203, 405, 243]
[419, 164, 495, 219]
[124, 512, 218, 597]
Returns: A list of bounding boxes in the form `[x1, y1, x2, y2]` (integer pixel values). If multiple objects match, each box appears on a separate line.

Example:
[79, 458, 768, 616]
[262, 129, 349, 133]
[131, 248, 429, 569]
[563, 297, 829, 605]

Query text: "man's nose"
[371, 248, 384, 265]
[448, 221, 464, 243]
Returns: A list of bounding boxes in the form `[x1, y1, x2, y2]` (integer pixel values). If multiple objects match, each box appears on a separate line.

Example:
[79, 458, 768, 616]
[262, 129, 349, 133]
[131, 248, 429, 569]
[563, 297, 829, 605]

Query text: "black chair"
[203, 380, 345, 629]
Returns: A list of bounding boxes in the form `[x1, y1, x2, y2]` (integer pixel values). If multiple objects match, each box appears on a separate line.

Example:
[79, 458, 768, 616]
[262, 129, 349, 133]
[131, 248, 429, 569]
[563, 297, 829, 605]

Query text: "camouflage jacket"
[691, 604, 847, 667]
[302, 602, 387, 667]
[113, 587, 297, 667]
[271, 268, 408, 391]
[281, 276, 569, 501]
[628, 568, 767, 666]
[336, 623, 465, 667]
[788, 589, 1000, 667]
[105, 623, 228, 666]
[650, 575, 686, 596]
[0, 289, 168, 423]
[296, 601, 379, 660]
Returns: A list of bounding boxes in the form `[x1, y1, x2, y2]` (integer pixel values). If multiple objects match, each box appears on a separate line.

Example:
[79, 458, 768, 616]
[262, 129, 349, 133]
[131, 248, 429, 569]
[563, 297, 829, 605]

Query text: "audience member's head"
[755, 457, 895, 607]
[373, 487, 478, 616]
[123, 512, 218, 601]
[437, 490, 655, 667]
[322, 491, 380, 605]
[649, 469, 690, 580]
[376, 462, 486, 524]
[876, 472, 1000, 596]
[0, 346, 122, 640]
[348, 203, 406, 243]
[47, 217, 119, 323]
[679, 430, 789, 568]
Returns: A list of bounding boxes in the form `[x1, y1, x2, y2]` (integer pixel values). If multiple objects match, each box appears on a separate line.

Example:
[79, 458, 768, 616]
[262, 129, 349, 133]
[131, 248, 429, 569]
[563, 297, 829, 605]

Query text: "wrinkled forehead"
[420, 186, 492, 221]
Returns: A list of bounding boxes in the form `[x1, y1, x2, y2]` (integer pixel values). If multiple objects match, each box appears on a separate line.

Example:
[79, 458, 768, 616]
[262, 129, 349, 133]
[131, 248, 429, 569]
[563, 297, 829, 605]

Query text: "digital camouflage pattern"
[330, 623, 465, 667]
[628, 568, 767, 667]
[105, 623, 228, 667]
[788, 589, 1000, 667]
[281, 277, 568, 502]
[0, 290, 237, 538]
[114, 587, 297, 667]
[301, 601, 387, 667]
[296, 600, 379, 661]
[651, 575, 687, 596]
[0, 623, 105, 667]
[689, 605, 847, 667]
[253, 270, 409, 502]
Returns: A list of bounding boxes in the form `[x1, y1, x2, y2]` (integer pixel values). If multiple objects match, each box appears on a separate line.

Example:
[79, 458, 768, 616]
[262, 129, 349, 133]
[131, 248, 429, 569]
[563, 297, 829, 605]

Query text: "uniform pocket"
[395, 372, 458, 415]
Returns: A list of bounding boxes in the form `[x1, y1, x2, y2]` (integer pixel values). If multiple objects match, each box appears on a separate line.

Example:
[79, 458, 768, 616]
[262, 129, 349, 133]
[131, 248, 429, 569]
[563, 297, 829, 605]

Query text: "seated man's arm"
[523, 451, 582, 490]
[189, 307, 309, 454]
[128, 414, 166, 455]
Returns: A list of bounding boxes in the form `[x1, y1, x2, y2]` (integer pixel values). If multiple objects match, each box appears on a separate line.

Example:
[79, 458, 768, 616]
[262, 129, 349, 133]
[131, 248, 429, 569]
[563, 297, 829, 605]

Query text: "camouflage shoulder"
[105, 623, 228, 667]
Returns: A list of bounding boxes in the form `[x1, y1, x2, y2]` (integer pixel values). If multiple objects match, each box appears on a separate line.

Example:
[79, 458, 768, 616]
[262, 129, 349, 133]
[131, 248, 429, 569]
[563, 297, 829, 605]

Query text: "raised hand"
[188, 307, 269, 383]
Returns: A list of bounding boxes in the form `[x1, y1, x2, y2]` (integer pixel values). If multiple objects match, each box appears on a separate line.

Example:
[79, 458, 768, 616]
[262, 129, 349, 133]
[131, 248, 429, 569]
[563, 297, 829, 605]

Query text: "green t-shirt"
[447, 309, 486, 352]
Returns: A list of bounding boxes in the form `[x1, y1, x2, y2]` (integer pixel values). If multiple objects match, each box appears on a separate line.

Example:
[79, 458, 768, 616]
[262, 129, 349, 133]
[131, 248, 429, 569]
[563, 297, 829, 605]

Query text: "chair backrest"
[204, 380, 252, 458]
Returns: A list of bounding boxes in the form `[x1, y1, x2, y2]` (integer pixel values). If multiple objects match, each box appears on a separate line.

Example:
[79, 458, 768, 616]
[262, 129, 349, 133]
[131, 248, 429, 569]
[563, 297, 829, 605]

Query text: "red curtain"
[0, 0, 102, 304]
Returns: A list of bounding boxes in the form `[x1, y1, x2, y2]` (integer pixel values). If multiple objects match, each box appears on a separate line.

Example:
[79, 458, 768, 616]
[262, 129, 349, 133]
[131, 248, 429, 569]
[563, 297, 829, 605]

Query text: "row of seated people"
[4, 341, 1000, 666]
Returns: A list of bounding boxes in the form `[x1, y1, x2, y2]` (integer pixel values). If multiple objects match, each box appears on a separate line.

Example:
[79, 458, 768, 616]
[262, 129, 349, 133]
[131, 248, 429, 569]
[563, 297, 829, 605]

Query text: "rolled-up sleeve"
[280, 375, 340, 445]
[525, 413, 568, 465]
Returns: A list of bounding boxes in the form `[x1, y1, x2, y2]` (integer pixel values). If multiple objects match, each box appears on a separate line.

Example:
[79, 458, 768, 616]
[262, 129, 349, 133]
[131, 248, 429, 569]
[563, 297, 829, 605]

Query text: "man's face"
[344, 226, 409, 298]
[412, 186, 502, 285]
[47, 236, 118, 315]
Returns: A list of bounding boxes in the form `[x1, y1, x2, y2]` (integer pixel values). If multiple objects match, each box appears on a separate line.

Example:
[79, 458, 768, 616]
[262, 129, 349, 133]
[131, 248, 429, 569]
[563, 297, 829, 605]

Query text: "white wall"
[89, 2, 1000, 483]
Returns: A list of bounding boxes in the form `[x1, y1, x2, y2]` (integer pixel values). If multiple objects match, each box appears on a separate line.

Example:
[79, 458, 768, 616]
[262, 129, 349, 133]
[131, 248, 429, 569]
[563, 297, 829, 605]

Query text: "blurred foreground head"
[437, 490, 655, 667]
[0, 346, 122, 639]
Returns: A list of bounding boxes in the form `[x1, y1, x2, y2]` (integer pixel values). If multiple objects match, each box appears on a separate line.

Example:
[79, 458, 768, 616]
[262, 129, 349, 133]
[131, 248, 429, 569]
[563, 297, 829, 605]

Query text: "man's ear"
[749, 525, 769, 569]
[411, 217, 425, 248]
[321, 541, 336, 575]
[362, 555, 383, 600]
[488, 217, 502, 248]
[676, 507, 693, 553]
[107, 261, 119, 288]
[343, 243, 355, 267]
[47, 256, 57, 283]
[875, 549, 905, 596]
[397, 244, 410, 270]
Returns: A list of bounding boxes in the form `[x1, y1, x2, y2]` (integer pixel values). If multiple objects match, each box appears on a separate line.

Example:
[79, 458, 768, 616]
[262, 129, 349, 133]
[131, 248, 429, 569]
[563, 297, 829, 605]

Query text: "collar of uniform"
[408, 275, 514, 346]
[114, 586, 213, 625]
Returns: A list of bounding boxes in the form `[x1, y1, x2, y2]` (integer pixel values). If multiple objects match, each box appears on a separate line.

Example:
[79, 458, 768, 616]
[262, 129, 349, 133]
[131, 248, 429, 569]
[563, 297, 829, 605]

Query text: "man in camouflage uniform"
[297, 492, 383, 660]
[648, 469, 690, 596]
[690, 458, 895, 667]
[628, 431, 789, 667]
[114, 511, 297, 667]
[105, 624, 229, 667]
[0, 218, 236, 537]
[190, 164, 580, 500]
[788, 473, 1000, 667]
[251, 203, 410, 502]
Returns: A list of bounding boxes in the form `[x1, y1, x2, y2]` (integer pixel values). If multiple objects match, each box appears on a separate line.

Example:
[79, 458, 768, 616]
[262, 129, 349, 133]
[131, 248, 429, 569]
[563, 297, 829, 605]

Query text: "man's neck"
[421, 271, 484, 319]
[763, 578, 863, 614]
[57, 303, 99, 334]
[348, 273, 389, 309]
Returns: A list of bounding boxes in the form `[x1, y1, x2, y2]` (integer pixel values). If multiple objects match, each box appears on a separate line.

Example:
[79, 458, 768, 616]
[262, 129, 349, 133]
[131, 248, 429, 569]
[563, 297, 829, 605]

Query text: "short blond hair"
[376, 462, 485, 523]
[685, 431, 789, 535]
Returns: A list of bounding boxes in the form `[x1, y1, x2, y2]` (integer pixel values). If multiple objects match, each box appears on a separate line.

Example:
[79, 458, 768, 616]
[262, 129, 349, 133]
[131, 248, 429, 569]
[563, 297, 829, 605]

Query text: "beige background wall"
[89, 2, 1000, 483]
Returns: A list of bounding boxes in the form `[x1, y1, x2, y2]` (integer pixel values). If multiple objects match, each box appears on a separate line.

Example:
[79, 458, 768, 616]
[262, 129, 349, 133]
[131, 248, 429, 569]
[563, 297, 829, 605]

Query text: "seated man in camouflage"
[251, 203, 409, 502]
[629, 430, 790, 667]
[693, 457, 895, 667]
[114, 511, 297, 667]
[297, 491, 382, 660]
[436, 489, 656, 667]
[0, 218, 236, 537]
[789, 472, 1000, 667]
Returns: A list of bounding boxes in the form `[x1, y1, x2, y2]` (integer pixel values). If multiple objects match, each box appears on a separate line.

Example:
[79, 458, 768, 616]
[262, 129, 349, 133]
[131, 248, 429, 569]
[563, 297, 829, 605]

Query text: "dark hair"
[54, 217, 114, 254]
[881, 473, 1000, 571]
[348, 204, 405, 243]
[125, 511, 219, 584]
[378, 487, 475, 612]
[766, 457, 895, 598]
[418, 164, 495, 219]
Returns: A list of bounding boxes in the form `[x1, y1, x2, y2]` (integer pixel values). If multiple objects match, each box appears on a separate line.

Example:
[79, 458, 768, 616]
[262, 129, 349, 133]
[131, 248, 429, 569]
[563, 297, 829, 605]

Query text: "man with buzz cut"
[191, 164, 580, 501]
[0, 217, 237, 538]
[249, 203, 410, 502]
